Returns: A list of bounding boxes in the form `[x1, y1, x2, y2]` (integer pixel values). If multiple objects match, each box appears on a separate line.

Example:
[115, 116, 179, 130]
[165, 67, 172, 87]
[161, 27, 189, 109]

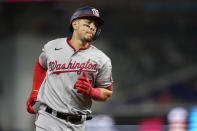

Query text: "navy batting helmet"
[69, 6, 104, 41]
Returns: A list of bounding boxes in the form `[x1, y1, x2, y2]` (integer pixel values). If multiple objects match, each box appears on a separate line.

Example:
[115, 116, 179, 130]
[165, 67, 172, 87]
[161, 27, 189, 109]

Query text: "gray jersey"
[37, 37, 113, 115]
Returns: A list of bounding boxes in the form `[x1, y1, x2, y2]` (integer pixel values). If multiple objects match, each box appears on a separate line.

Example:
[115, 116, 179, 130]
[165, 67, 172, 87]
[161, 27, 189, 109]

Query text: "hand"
[26, 91, 37, 114]
[74, 72, 92, 96]
[74, 72, 101, 100]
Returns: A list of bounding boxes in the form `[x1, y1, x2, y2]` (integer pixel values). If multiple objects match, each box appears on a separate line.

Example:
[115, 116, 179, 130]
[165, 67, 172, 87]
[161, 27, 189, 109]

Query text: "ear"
[72, 20, 79, 31]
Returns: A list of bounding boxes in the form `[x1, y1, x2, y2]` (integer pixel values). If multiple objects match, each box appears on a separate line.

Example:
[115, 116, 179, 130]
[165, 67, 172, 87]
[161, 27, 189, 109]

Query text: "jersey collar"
[66, 37, 90, 52]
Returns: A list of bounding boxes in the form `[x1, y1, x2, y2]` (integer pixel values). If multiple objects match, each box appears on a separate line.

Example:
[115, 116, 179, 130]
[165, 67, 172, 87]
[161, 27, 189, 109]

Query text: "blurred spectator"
[86, 115, 116, 131]
[138, 116, 164, 131]
[167, 107, 188, 131]
[188, 106, 197, 131]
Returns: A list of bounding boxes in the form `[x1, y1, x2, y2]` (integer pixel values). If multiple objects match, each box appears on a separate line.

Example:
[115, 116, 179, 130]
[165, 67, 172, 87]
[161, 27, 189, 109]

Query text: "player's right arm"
[26, 45, 48, 114]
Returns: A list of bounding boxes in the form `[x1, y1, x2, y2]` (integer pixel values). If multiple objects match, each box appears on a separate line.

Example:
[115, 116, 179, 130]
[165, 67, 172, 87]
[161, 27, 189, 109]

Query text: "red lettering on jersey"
[67, 59, 73, 69]
[87, 63, 92, 69]
[92, 64, 97, 70]
[49, 59, 98, 74]
[85, 59, 90, 68]
[61, 64, 66, 69]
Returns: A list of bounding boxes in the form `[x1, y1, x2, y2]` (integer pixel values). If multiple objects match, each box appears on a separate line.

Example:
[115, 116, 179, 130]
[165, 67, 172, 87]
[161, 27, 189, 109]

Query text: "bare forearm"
[92, 88, 113, 102]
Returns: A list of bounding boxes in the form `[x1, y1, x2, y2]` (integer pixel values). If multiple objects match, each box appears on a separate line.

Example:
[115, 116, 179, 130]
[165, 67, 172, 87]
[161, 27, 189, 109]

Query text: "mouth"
[86, 32, 94, 37]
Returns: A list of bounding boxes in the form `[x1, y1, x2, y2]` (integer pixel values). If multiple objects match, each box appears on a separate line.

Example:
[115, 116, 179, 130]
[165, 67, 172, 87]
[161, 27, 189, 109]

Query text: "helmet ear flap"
[92, 28, 101, 41]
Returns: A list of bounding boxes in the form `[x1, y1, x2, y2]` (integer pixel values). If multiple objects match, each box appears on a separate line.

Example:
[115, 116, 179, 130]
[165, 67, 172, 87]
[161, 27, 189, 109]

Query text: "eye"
[83, 24, 90, 28]
[82, 22, 97, 32]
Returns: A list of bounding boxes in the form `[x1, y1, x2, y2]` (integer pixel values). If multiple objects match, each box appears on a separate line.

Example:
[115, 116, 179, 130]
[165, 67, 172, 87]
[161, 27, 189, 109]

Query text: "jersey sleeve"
[95, 60, 113, 88]
[39, 45, 48, 69]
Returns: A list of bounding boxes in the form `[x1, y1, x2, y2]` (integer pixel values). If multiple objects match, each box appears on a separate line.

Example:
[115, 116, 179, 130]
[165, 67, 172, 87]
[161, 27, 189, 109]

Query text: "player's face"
[76, 19, 97, 42]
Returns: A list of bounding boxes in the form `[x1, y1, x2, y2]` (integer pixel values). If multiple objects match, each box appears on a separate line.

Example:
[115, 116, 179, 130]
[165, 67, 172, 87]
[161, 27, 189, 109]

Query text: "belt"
[45, 106, 92, 123]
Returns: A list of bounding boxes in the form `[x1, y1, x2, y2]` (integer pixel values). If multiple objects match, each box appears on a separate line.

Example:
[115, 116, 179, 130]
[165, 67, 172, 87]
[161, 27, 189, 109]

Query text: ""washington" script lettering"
[49, 59, 98, 73]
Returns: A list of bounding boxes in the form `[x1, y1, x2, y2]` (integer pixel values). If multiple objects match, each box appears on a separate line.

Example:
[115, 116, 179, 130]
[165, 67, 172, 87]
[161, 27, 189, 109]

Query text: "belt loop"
[66, 116, 71, 122]
[52, 109, 57, 116]
[81, 115, 87, 122]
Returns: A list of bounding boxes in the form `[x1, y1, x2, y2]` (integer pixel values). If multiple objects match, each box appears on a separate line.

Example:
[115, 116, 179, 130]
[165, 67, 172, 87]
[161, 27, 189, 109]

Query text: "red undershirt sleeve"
[31, 59, 47, 93]
[106, 84, 113, 91]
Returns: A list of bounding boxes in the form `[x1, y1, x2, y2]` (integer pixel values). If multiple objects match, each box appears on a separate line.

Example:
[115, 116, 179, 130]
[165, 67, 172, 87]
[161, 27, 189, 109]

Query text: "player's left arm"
[94, 59, 113, 101]
[74, 59, 113, 101]
[74, 72, 113, 102]
[95, 85, 113, 101]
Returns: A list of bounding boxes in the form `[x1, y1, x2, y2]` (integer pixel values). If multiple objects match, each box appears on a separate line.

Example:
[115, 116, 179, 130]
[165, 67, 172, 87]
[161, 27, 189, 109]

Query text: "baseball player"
[26, 6, 113, 131]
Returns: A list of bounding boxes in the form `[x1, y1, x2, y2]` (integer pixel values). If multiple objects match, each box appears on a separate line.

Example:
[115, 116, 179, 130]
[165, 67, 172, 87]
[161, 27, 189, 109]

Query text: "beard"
[82, 35, 94, 43]
[83, 38, 92, 42]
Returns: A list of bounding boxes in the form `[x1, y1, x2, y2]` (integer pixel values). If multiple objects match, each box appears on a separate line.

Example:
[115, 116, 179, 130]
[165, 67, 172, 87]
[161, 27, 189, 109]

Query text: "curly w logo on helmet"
[91, 8, 99, 17]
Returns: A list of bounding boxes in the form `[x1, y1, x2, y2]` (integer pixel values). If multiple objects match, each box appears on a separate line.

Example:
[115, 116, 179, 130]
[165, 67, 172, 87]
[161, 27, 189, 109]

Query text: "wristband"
[90, 88, 101, 100]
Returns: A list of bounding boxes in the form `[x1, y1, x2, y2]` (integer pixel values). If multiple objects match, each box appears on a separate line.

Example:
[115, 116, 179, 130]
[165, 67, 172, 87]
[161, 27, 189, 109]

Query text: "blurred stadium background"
[0, 0, 197, 130]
